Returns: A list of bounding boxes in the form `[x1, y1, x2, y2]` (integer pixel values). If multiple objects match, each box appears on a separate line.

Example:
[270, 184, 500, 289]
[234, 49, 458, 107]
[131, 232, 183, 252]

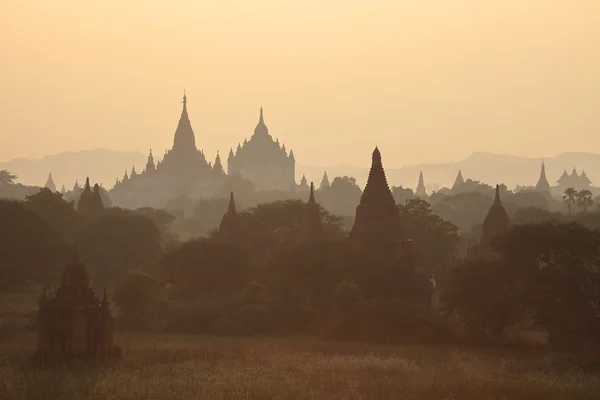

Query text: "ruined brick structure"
[35, 262, 121, 361]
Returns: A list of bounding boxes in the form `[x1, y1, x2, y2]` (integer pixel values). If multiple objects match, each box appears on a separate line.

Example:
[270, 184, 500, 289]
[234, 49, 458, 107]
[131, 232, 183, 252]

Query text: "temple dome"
[253, 108, 269, 137]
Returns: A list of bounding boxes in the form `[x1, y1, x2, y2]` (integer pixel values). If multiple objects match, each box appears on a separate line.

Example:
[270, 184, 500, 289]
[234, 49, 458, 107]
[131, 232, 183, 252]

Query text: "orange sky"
[1, 0, 599, 167]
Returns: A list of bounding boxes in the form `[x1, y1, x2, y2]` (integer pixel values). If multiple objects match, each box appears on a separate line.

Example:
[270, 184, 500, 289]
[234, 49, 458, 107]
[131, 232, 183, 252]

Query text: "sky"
[1, 0, 599, 168]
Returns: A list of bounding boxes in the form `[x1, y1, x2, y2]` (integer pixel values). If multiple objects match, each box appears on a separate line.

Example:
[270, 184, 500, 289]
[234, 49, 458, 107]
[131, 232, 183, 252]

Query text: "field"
[1, 331, 600, 400]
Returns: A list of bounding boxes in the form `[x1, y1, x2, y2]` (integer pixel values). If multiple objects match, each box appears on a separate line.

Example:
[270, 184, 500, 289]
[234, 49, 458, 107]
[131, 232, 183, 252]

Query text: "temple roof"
[359, 147, 396, 207]
[253, 107, 270, 138]
[481, 185, 510, 245]
[535, 160, 550, 191]
[172, 92, 197, 152]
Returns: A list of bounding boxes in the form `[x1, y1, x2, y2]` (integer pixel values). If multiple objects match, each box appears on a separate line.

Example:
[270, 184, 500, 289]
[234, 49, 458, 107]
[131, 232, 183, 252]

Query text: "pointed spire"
[84, 177, 91, 191]
[60, 184, 66, 194]
[45, 173, 56, 191]
[229, 147, 234, 158]
[350, 146, 401, 249]
[416, 170, 427, 197]
[228, 191, 237, 214]
[173, 91, 196, 151]
[320, 171, 330, 189]
[253, 107, 269, 137]
[289, 149, 295, 159]
[452, 170, 465, 191]
[536, 159, 550, 191]
[494, 184, 501, 204]
[308, 182, 316, 204]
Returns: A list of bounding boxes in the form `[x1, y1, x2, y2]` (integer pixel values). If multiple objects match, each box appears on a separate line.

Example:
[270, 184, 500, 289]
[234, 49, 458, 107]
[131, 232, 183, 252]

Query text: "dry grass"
[1, 332, 599, 400]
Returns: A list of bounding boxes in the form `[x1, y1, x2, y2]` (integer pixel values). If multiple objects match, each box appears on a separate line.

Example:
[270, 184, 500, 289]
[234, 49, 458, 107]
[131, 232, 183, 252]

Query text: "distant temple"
[319, 172, 330, 189]
[301, 182, 323, 242]
[77, 177, 105, 215]
[535, 160, 551, 191]
[415, 171, 427, 197]
[350, 147, 403, 253]
[227, 108, 295, 191]
[44, 173, 56, 192]
[36, 261, 120, 361]
[215, 192, 242, 245]
[451, 170, 465, 192]
[110, 93, 226, 208]
[467, 185, 511, 261]
[556, 167, 592, 192]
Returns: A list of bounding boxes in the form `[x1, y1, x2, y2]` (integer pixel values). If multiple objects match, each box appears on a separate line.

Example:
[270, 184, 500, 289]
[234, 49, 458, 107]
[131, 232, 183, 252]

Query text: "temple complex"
[300, 182, 323, 242]
[44, 173, 56, 192]
[556, 167, 592, 192]
[467, 185, 511, 261]
[227, 108, 295, 191]
[350, 147, 403, 253]
[36, 261, 120, 361]
[415, 171, 427, 197]
[110, 94, 226, 208]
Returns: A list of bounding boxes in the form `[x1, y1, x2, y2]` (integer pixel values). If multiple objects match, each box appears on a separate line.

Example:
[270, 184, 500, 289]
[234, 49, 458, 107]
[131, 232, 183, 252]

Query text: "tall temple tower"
[451, 170, 465, 191]
[45, 173, 56, 192]
[350, 147, 402, 252]
[535, 160, 550, 191]
[216, 192, 242, 245]
[415, 171, 427, 197]
[300, 182, 323, 242]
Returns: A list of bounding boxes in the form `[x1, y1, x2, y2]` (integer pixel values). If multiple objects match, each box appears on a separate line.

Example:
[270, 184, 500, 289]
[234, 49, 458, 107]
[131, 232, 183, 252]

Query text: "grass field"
[1, 332, 600, 400]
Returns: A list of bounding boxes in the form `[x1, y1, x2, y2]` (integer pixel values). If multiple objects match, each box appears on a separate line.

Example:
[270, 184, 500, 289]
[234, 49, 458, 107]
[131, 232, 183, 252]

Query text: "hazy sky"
[1, 1, 599, 167]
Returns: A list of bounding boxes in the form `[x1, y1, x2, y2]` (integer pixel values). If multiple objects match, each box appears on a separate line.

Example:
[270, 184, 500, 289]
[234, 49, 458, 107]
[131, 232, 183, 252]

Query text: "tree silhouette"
[576, 189, 593, 212]
[0, 169, 17, 185]
[563, 187, 578, 215]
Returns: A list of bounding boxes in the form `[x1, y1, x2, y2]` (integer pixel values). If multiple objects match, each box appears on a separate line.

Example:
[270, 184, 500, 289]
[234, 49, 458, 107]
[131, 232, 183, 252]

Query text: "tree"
[318, 176, 362, 216]
[398, 198, 459, 282]
[391, 186, 414, 205]
[443, 222, 600, 342]
[25, 188, 78, 236]
[0, 200, 73, 289]
[512, 207, 562, 226]
[113, 270, 162, 327]
[135, 207, 176, 232]
[238, 199, 346, 261]
[187, 197, 238, 235]
[73, 208, 162, 288]
[576, 189, 593, 212]
[0, 169, 17, 185]
[161, 239, 253, 300]
[563, 187, 578, 215]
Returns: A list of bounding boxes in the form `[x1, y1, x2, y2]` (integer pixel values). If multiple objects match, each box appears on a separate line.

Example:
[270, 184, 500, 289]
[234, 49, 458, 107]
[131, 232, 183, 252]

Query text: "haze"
[1, 0, 599, 167]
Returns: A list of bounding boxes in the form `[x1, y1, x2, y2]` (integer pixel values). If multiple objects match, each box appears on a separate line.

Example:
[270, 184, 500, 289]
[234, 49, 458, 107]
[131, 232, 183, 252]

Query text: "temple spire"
[301, 181, 323, 242]
[173, 92, 196, 151]
[228, 191, 237, 214]
[308, 182, 316, 204]
[535, 159, 550, 191]
[494, 184, 501, 204]
[452, 170, 465, 191]
[416, 171, 427, 197]
[45, 173, 56, 192]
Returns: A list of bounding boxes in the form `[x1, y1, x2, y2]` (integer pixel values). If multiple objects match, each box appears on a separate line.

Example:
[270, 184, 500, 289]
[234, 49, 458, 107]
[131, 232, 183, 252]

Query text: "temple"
[415, 171, 427, 197]
[227, 108, 295, 191]
[451, 170, 465, 192]
[556, 167, 592, 191]
[216, 192, 242, 244]
[535, 160, 551, 191]
[467, 185, 511, 261]
[319, 171, 330, 189]
[350, 147, 403, 252]
[35, 261, 120, 361]
[110, 93, 226, 208]
[77, 178, 105, 215]
[44, 173, 56, 192]
[300, 182, 323, 242]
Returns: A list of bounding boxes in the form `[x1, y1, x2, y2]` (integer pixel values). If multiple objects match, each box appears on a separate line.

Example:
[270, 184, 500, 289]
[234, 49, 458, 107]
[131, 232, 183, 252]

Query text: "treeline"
[1, 188, 599, 347]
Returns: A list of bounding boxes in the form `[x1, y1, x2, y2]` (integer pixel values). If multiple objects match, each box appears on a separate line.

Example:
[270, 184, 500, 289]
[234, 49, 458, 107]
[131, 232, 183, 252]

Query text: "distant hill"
[2, 149, 598, 191]
[0, 149, 147, 189]
[300, 151, 600, 190]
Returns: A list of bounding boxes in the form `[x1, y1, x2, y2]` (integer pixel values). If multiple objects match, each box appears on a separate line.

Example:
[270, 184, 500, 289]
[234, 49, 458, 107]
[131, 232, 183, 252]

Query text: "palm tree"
[576, 189, 594, 212]
[0, 169, 17, 185]
[563, 187, 578, 215]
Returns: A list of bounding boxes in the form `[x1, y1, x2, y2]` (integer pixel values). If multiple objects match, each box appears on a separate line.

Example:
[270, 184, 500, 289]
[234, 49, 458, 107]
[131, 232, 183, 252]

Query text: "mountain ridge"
[1, 149, 598, 190]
